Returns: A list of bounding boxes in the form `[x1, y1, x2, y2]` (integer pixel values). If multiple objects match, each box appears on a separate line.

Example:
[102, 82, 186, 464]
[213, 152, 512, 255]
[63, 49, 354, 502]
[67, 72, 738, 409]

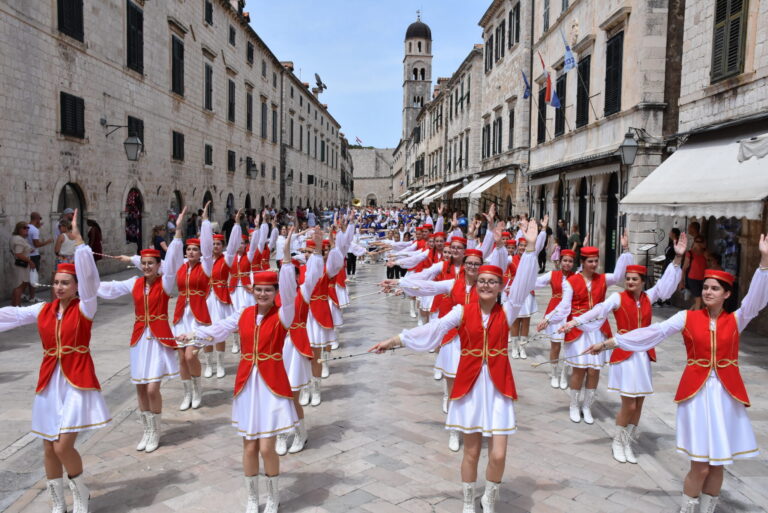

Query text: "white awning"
[453, 175, 494, 199]
[421, 183, 462, 203]
[469, 172, 507, 198]
[406, 188, 436, 207]
[527, 174, 561, 187]
[397, 189, 413, 200]
[400, 189, 425, 204]
[620, 131, 768, 220]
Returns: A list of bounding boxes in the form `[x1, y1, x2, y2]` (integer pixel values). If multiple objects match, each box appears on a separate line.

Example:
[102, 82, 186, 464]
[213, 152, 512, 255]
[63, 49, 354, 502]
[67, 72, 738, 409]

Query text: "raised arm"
[646, 259, 683, 304]
[0, 303, 46, 332]
[97, 276, 139, 300]
[605, 231, 632, 287]
[200, 218, 214, 277]
[224, 223, 241, 268]
[735, 236, 768, 331]
[278, 261, 297, 327]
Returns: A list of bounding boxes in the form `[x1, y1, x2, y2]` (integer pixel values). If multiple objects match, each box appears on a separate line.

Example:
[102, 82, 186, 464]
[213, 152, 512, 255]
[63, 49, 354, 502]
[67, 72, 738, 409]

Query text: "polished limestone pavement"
[1, 260, 767, 512]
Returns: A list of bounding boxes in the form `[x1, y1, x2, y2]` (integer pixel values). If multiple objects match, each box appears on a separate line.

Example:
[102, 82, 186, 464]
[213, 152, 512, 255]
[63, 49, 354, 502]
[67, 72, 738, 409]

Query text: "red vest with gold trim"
[36, 299, 100, 393]
[260, 247, 271, 270]
[564, 273, 612, 342]
[441, 274, 478, 346]
[431, 261, 459, 313]
[229, 253, 252, 293]
[335, 264, 347, 289]
[675, 309, 748, 405]
[234, 305, 291, 397]
[545, 270, 572, 315]
[503, 260, 517, 285]
[610, 290, 656, 364]
[174, 262, 211, 325]
[131, 277, 175, 348]
[309, 273, 334, 329]
[210, 255, 232, 304]
[289, 290, 314, 358]
[453, 302, 516, 400]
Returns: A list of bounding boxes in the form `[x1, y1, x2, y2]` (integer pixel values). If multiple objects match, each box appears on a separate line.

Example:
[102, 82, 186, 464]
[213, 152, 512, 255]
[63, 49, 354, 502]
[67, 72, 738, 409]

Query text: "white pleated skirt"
[130, 328, 180, 384]
[545, 319, 566, 343]
[231, 286, 255, 311]
[231, 367, 299, 440]
[608, 352, 653, 397]
[676, 373, 758, 465]
[434, 336, 460, 378]
[207, 295, 234, 323]
[335, 285, 350, 308]
[330, 301, 344, 328]
[445, 365, 516, 437]
[517, 293, 538, 318]
[564, 331, 610, 369]
[172, 306, 209, 336]
[31, 365, 111, 441]
[283, 335, 311, 391]
[307, 312, 335, 348]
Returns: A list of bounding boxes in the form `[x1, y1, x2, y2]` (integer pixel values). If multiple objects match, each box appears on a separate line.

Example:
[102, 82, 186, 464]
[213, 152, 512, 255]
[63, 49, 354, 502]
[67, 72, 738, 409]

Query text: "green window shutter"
[711, 0, 748, 82]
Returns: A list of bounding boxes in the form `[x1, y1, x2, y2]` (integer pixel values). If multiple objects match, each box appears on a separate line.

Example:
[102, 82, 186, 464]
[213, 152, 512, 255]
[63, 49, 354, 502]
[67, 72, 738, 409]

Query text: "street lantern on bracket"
[618, 130, 639, 166]
[101, 118, 143, 161]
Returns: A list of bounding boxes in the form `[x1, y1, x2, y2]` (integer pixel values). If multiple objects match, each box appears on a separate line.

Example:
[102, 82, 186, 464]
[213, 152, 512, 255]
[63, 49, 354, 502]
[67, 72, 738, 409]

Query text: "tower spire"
[416, 9, 421, 21]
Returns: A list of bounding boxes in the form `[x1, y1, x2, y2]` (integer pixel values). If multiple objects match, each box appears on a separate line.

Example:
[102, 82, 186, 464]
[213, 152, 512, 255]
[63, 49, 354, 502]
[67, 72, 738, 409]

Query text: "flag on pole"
[521, 71, 531, 99]
[550, 88, 561, 108]
[355, 136, 363, 145]
[560, 28, 576, 72]
[538, 51, 552, 103]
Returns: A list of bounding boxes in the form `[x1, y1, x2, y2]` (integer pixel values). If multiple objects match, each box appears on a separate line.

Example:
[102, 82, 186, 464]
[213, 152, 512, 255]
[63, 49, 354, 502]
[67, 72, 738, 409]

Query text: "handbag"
[14, 258, 28, 268]
[551, 245, 560, 262]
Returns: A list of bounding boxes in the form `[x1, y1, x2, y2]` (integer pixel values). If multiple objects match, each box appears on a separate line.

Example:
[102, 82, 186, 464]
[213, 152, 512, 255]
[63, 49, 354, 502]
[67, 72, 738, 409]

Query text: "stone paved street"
[1, 261, 767, 513]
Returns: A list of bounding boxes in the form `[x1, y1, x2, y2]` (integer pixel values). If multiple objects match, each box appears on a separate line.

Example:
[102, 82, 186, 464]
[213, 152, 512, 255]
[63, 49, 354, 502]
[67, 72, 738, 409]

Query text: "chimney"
[312, 87, 319, 97]
[281, 61, 295, 72]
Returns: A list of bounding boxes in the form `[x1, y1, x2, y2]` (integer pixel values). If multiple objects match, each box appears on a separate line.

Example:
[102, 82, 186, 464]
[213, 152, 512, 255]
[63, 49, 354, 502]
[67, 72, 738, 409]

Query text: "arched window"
[57, 183, 86, 230]
[417, 41, 422, 52]
[203, 190, 214, 219]
[260, 196, 265, 209]
[244, 193, 252, 212]
[412, 68, 418, 80]
[125, 188, 143, 249]
[226, 193, 235, 217]
[408, 42, 412, 52]
[170, 190, 183, 215]
[420, 68, 425, 80]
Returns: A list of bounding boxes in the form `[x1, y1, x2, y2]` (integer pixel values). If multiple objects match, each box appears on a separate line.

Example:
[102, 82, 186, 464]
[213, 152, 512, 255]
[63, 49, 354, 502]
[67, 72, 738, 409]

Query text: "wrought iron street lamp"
[618, 130, 639, 166]
[123, 135, 143, 161]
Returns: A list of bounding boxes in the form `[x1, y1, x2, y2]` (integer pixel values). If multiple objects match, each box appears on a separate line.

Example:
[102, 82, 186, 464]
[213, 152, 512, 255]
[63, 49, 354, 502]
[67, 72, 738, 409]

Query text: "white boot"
[462, 482, 476, 513]
[202, 351, 213, 378]
[330, 340, 339, 350]
[442, 379, 449, 414]
[622, 427, 637, 464]
[409, 300, 417, 318]
[581, 389, 595, 424]
[569, 389, 581, 423]
[288, 419, 308, 453]
[136, 411, 150, 451]
[216, 350, 226, 378]
[480, 481, 500, 513]
[320, 349, 330, 378]
[144, 413, 161, 453]
[510, 337, 520, 359]
[559, 363, 569, 390]
[298, 385, 310, 406]
[46, 478, 66, 513]
[179, 380, 192, 411]
[275, 432, 289, 456]
[699, 493, 719, 513]
[191, 376, 202, 409]
[679, 494, 699, 513]
[67, 474, 89, 513]
[433, 367, 443, 380]
[231, 333, 240, 353]
[549, 363, 559, 388]
[244, 475, 259, 513]
[417, 315, 424, 326]
[263, 475, 280, 513]
[518, 336, 527, 359]
[611, 428, 627, 463]
[310, 377, 322, 407]
[448, 430, 461, 452]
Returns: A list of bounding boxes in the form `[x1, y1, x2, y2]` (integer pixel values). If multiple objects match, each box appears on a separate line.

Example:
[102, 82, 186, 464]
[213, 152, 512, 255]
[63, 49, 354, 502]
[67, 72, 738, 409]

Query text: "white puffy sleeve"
[407, 261, 443, 281]
[646, 262, 682, 303]
[98, 276, 138, 300]
[615, 311, 686, 351]
[435, 215, 444, 233]
[278, 262, 297, 327]
[545, 280, 573, 324]
[571, 292, 621, 334]
[300, 253, 325, 299]
[535, 272, 552, 289]
[200, 220, 214, 277]
[195, 308, 243, 344]
[503, 251, 538, 324]
[395, 250, 429, 270]
[224, 224, 241, 267]
[605, 251, 633, 287]
[75, 244, 100, 319]
[735, 268, 768, 332]
[399, 304, 463, 352]
[0, 302, 46, 332]
[399, 277, 454, 297]
[162, 237, 185, 294]
[479, 229, 495, 259]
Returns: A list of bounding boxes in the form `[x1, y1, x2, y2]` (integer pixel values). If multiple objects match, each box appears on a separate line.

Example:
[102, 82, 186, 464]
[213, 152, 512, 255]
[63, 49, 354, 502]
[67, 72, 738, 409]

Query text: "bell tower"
[402, 13, 433, 141]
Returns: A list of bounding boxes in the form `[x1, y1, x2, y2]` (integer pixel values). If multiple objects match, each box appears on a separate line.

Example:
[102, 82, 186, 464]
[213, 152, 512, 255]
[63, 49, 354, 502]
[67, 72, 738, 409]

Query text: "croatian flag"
[355, 136, 363, 145]
[538, 52, 552, 103]
[521, 71, 531, 99]
[560, 29, 576, 72]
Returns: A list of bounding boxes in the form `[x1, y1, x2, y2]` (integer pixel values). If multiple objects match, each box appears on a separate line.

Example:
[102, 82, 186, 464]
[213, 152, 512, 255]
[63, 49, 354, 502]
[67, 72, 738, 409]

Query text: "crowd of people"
[1, 202, 767, 513]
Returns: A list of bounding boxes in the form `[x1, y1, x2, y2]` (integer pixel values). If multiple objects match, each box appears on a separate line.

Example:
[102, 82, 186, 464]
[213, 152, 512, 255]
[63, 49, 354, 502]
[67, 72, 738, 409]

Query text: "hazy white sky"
[250, 1, 488, 148]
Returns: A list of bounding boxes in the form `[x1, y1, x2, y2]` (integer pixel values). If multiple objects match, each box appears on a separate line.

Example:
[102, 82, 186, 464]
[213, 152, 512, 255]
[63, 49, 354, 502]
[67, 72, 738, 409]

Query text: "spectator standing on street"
[151, 225, 169, 259]
[10, 222, 35, 306]
[683, 237, 707, 310]
[307, 209, 317, 227]
[26, 212, 52, 303]
[222, 214, 236, 242]
[556, 219, 568, 250]
[186, 213, 198, 238]
[86, 220, 103, 262]
[539, 221, 553, 274]
[568, 224, 583, 261]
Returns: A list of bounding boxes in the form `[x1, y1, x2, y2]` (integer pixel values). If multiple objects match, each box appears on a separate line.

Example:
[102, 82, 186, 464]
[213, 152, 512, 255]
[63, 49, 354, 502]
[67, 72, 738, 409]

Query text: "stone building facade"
[0, 0, 350, 295]
[349, 148, 395, 207]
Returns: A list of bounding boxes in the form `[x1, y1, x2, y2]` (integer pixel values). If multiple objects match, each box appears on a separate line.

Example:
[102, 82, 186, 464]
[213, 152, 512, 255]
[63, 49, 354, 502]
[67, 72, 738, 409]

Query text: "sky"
[249, 0, 489, 149]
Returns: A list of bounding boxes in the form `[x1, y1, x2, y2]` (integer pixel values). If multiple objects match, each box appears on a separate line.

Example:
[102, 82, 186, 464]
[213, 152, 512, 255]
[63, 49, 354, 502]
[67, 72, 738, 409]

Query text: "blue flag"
[561, 29, 576, 72]
[521, 71, 531, 99]
[550, 89, 561, 108]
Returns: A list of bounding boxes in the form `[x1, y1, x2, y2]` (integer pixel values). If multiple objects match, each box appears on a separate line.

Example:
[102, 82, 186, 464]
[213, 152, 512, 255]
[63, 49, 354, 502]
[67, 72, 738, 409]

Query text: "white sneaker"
[275, 433, 289, 456]
[448, 430, 461, 452]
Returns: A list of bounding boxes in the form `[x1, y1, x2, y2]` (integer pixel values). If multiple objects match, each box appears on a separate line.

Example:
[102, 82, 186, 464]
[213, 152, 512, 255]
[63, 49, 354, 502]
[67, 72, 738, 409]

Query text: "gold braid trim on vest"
[135, 314, 168, 322]
[290, 322, 307, 329]
[179, 290, 206, 297]
[686, 358, 739, 368]
[241, 352, 283, 362]
[310, 295, 328, 301]
[460, 347, 509, 358]
[43, 345, 90, 357]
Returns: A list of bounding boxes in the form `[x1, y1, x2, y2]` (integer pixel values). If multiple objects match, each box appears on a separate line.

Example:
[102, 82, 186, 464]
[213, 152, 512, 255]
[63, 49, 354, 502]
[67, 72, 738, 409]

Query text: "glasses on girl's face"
[477, 279, 501, 287]
[464, 261, 481, 268]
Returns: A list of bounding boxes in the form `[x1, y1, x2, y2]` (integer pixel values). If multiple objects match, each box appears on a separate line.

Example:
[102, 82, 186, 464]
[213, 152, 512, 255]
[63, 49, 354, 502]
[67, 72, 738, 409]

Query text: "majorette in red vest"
[131, 273, 175, 349]
[210, 234, 233, 305]
[610, 287, 657, 364]
[174, 238, 212, 325]
[564, 258, 612, 344]
[229, 235, 252, 294]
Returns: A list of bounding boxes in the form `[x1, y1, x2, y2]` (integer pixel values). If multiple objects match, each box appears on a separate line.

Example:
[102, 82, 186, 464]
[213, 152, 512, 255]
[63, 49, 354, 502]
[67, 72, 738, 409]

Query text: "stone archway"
[125, 188, 144, 250]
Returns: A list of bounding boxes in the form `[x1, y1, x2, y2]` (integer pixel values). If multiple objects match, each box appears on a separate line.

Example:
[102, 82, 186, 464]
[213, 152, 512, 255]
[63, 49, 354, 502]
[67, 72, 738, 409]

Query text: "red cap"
[421, 224, 433, 231]
[581, 246, 599, 257]
[213, 234, 225, 241]
[501, 231, 511, 238]
[241, 235, 249, 241]
[322, 240, 331, 248]
[305, 240, 317, 249]
[560, 249, 575, 259]
[432, 231, 446, 239]
[464, 249, 483, 261]
[186, 238, 201, 247]
[451, 237, 468, 247]
[140, 249, 161, 258]
[505, 239, 517, 247]
[55, 263, 76, 275]
[517, 237, 526, 244]
[704, 269, 735, 286]
[626, 265, 647, 275]
[252, 271, 278, 286]
[443, 241, 451, 247]
[478, 265, 504, 279]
